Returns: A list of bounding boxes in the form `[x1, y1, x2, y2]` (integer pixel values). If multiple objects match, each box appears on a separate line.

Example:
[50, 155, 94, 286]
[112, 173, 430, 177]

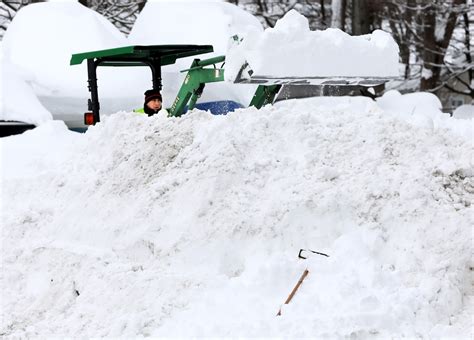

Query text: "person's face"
[147, 98, 162, 111]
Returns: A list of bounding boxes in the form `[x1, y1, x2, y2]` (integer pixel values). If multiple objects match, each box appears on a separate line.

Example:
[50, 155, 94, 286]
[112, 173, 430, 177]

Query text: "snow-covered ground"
[1, 1, 473, 338]
[2, 93, 473, 337]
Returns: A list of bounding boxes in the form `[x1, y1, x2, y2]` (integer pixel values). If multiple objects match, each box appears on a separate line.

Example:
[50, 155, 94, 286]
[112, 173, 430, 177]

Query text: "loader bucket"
[233, 61, 398, 87]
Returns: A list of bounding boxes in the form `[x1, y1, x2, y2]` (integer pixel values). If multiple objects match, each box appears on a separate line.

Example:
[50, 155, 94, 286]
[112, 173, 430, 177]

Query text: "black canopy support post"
[147, 59, 162, 91]
[87, 58, 100, 123]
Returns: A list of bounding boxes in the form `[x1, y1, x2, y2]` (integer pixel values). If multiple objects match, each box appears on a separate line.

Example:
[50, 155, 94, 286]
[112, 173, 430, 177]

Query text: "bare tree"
[376, 0, 471, 101]
[382, 0, 417, 79]
[1, 0, 145, 39]
[435, 6, 473, 98]
[81, 0, 147, 35]
[0, 0, 34, 40]
[234, 0, 332, 30]
[351, 0, 383, 35]
[419, 0, 467, 91]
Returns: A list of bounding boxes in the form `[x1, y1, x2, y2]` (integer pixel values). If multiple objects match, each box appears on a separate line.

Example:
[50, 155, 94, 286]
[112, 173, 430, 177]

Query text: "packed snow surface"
[2, 95, 472, 337]
[225, 10, 400, 81]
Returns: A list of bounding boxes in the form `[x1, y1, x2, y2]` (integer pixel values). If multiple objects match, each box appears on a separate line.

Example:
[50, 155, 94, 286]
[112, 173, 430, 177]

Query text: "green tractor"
[70, 44, 393, 125]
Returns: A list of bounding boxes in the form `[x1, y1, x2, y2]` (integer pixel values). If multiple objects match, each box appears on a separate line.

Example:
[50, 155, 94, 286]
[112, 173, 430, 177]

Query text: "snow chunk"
[452, 104, 474, 120]
[377, 90, 442, 119]
[273, 8, 310, 33]
[422, 67, 433, 80]
[225, 9, 400, 81]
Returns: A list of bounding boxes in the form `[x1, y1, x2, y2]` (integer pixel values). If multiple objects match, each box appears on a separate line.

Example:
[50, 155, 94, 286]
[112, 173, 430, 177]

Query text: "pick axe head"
[298, 249, 329, 260]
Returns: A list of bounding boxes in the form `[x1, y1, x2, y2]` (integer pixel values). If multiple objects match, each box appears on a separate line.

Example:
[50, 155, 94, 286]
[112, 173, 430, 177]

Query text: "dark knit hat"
[144, 89, 162, 104]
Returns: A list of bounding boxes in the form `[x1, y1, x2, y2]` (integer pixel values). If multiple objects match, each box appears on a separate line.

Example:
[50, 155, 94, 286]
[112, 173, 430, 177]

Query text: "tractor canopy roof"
[70, 44, 214, 67]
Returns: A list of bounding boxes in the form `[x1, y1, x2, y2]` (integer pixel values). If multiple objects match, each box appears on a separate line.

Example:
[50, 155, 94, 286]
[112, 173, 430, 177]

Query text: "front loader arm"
[169, 56, 225, 117]
[169, 55, 284, 117]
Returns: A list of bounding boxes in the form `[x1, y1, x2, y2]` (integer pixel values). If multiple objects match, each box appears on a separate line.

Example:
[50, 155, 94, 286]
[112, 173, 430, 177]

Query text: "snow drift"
[0, 47, 52, 125]
[2, 95, 472, 337]
[1, 1, 127, 98]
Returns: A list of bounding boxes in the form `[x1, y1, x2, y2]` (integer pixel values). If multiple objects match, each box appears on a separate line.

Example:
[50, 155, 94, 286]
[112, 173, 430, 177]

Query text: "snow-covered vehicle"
[0, 121, 36, 138]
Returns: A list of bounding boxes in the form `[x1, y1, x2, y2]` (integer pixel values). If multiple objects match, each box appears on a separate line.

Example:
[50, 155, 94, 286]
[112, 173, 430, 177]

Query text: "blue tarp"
[191, 100, 244, 115]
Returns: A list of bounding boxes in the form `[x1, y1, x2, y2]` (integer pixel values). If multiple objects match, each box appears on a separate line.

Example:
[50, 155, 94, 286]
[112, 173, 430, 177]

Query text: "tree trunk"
[320, 0, 326, 27]
[420, 5, 438, 90]
[331, 0, 347, 30]
[463, 12, 472, 91]
[352, 0, 370, 35]
[420, 0, 465, 91]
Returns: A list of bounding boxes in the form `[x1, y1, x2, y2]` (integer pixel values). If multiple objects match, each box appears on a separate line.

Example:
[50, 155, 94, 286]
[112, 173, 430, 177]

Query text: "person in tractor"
[143, 89, 163, 116]
[135, 89, 165, 116]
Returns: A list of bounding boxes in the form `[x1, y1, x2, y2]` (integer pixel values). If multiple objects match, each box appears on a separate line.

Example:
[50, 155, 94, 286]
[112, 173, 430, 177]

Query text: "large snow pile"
[2, 95, 472, 337]
[0, 45, 52, 125]
[1, 2, 128, 98]
[225, 10, 400, 81]
[128, 0, 262, 104]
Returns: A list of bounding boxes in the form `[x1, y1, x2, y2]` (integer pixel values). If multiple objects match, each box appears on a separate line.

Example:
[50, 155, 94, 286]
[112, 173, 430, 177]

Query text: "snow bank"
[0, 44, 52, 124]
[225, 10, 400, 82]
[2, 96, 472, 337]
[0, 121, 79, 178]
[0, 66, 53, 125]
[376, 90, 473, 139]
[452, 104, 474, 120]
[129, 0, 262, 104]
[1, 2, 128, 98]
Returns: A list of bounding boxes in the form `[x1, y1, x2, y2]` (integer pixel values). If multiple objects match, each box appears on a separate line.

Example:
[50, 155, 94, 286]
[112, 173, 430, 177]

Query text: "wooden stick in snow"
[276, 269, 309, 316]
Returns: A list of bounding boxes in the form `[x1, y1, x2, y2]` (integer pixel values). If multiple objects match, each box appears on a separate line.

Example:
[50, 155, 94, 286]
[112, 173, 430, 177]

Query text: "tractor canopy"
[70, 44, 213, 67]
[70, 44, 214, 124]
